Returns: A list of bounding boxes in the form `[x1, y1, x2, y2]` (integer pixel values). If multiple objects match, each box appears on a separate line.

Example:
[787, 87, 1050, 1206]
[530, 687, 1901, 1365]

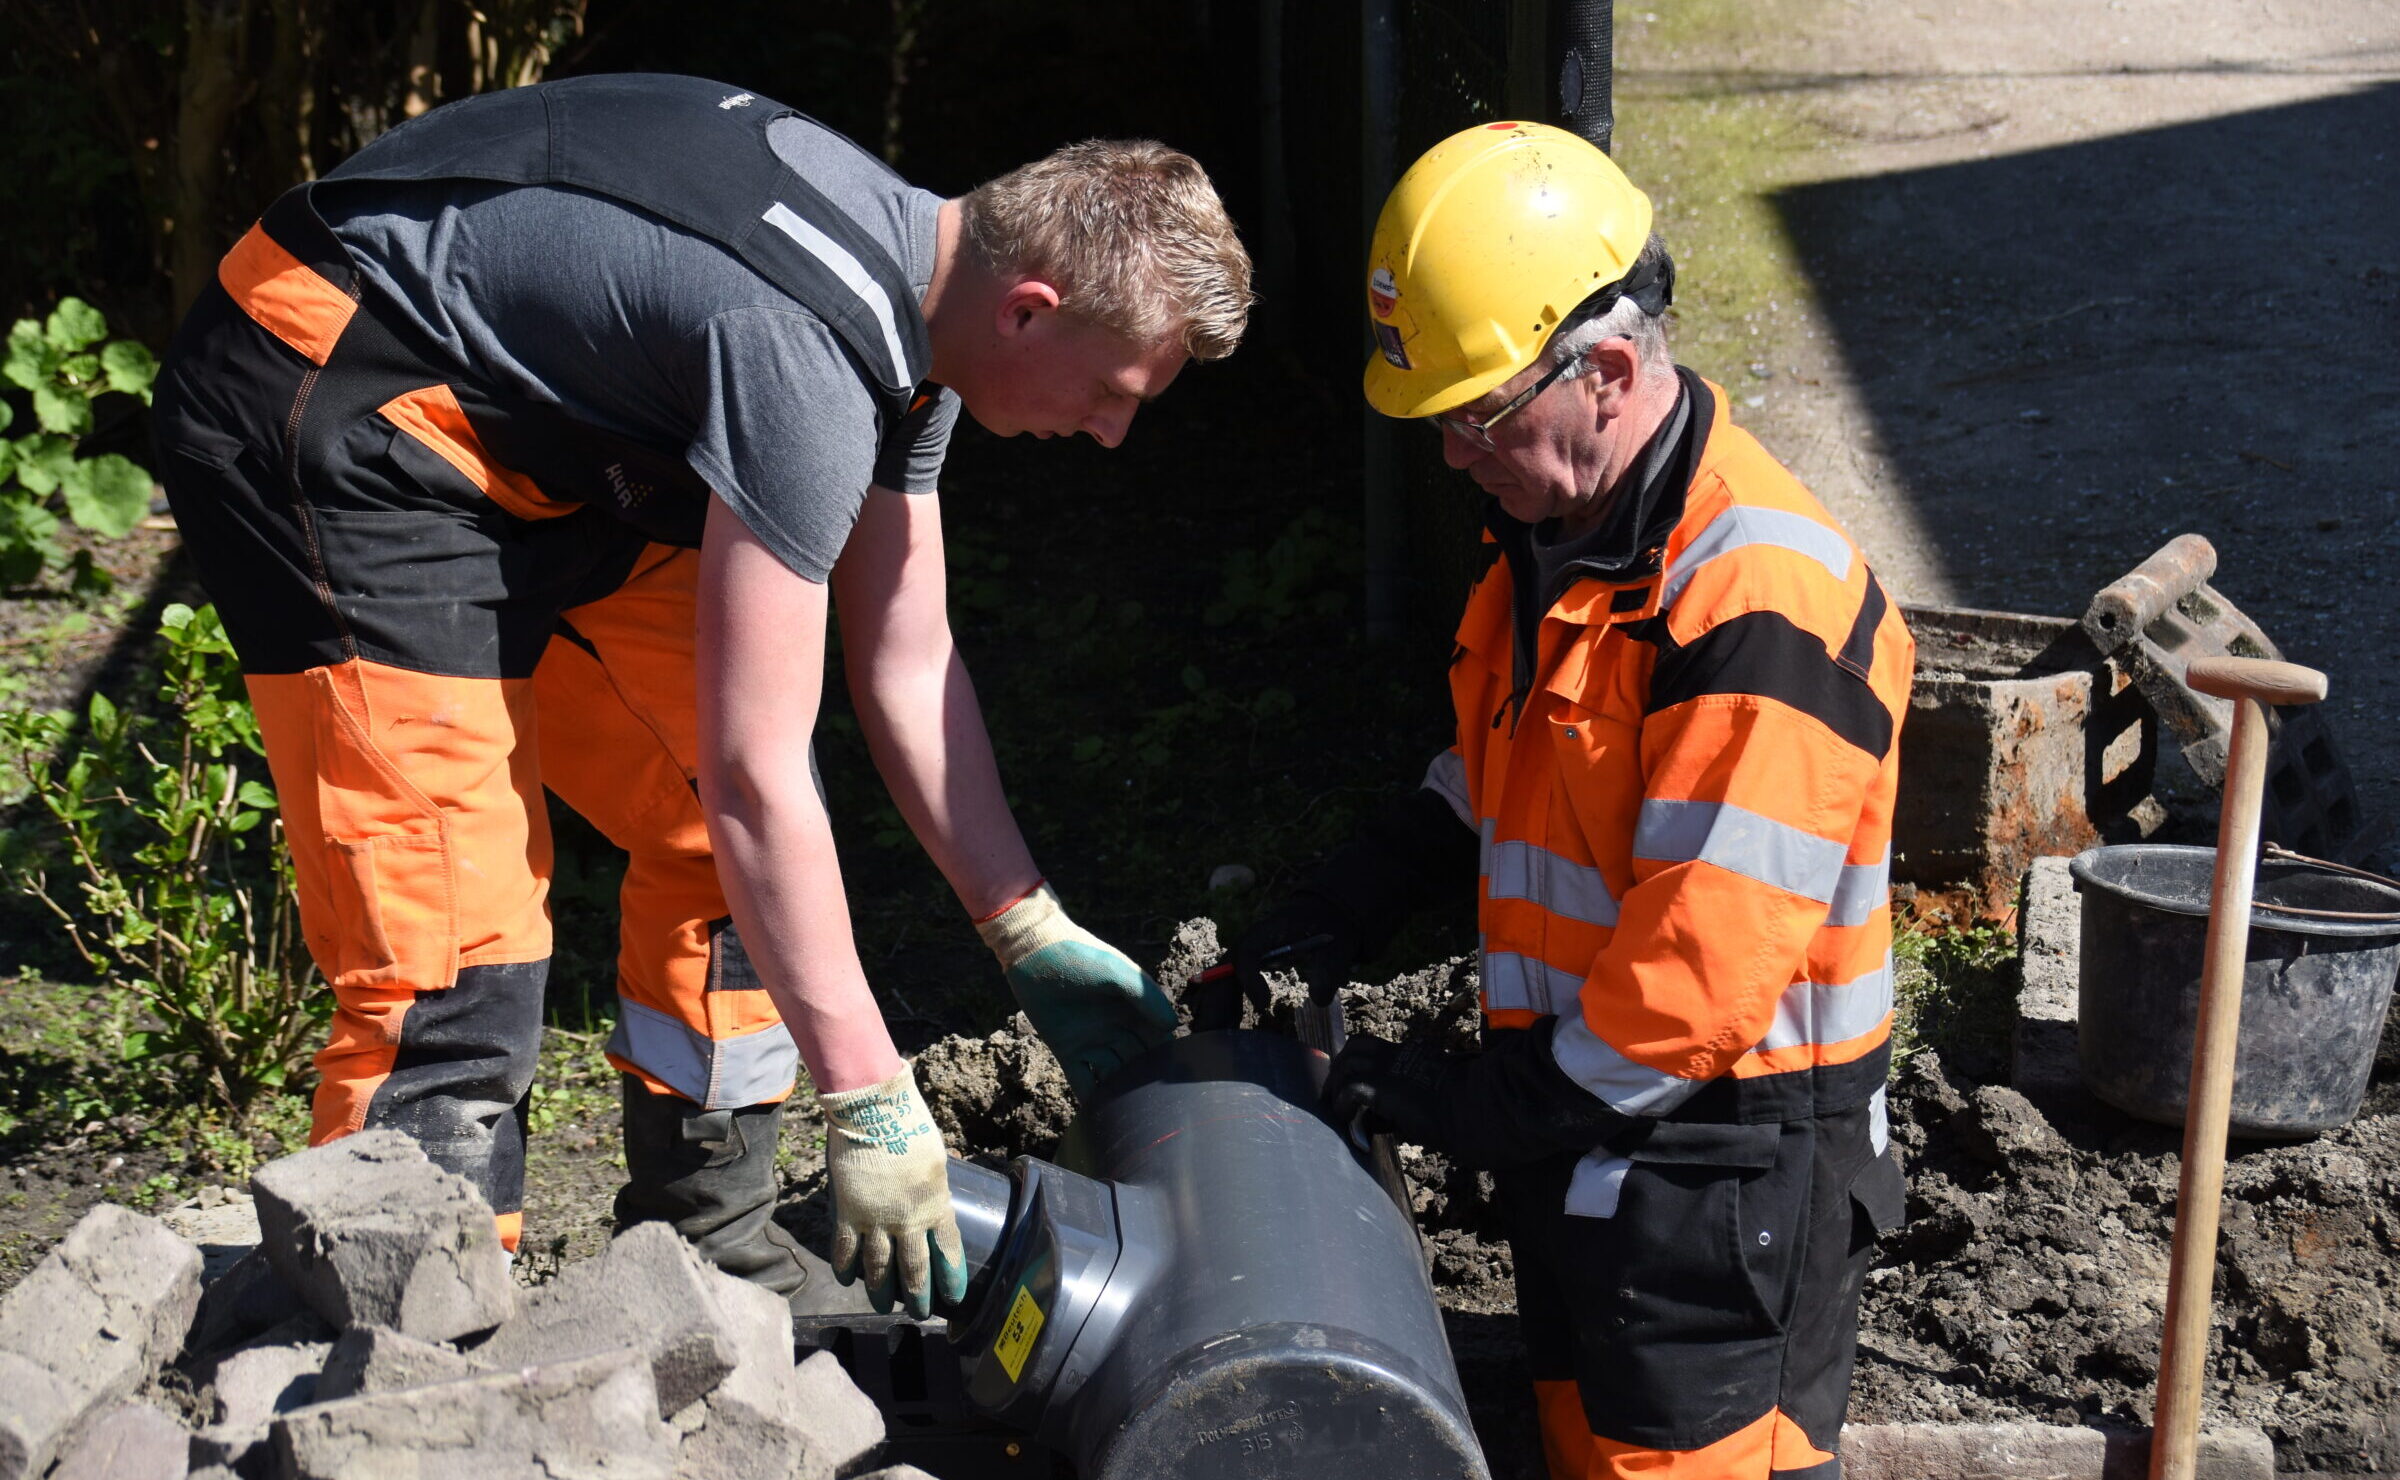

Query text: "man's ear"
[1586, 338, 1640, 418]
[994, 280, 1064, 339]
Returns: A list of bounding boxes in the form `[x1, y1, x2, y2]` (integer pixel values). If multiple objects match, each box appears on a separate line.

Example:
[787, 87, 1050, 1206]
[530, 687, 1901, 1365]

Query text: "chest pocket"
[1541, 626, 1647, 900]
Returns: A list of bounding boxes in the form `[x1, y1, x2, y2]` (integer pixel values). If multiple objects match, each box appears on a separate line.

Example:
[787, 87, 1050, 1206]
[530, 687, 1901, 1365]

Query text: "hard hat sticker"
[1370, 265, 1400, 319]
[1373, 318, 1412, 370]
[994, 1283, 1047, 1383]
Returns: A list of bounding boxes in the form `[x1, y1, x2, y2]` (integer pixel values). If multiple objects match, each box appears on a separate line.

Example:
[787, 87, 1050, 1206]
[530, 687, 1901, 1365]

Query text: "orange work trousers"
[155, 233, 799, 1251]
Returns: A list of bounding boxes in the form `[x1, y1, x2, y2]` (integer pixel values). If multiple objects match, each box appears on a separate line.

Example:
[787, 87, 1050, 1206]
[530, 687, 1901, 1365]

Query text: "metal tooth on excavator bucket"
[2082, 534, 2367, 860]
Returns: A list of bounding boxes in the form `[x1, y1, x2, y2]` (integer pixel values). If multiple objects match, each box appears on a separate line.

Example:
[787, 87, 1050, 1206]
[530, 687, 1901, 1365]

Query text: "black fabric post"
[1551, 0, 1615, 153]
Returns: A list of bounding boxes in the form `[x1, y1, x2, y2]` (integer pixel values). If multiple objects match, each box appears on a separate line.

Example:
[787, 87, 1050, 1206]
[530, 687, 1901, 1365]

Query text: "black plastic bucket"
[2069, 844, 2400, 1137]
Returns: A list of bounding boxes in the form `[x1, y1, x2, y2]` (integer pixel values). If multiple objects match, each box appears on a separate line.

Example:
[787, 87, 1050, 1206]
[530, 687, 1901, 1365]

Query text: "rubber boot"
[615, 1074, 815, 1297]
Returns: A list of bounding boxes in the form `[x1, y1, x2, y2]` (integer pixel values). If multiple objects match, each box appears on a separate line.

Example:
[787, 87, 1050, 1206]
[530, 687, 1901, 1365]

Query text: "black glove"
[1322, 1021, 1627, 1170]
[1217, 787, 1479, 1030]
[1202, 892, 1360, 1033]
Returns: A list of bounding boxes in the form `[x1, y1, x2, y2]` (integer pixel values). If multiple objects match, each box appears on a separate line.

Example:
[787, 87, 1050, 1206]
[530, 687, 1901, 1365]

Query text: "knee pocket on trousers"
[320, 831, 457, 991]
[303, 669, 461, 993]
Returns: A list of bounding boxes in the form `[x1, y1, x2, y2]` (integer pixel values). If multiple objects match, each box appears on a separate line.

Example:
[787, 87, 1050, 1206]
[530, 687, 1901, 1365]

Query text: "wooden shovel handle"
[2150, 657, 2330, 1480]
[2185, 656, 2328, 707]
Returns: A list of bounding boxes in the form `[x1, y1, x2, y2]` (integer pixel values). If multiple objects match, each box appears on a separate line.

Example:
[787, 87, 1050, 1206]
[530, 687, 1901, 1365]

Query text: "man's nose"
[1439, 424, 1484, 470]
[1083, 403, 1135, 449]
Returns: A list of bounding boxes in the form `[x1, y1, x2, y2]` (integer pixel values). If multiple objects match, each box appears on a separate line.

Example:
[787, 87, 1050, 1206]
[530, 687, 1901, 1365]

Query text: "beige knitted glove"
[817, 1065, 966, 1318]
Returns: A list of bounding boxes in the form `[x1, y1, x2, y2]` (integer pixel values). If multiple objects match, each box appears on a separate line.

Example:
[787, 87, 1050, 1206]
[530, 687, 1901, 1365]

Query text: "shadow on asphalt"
[1772, 81, 2400, 616]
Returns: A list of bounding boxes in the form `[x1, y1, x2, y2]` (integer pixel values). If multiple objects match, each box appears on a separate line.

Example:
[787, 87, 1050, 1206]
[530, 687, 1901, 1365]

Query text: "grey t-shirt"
[323, 113, 959, 582]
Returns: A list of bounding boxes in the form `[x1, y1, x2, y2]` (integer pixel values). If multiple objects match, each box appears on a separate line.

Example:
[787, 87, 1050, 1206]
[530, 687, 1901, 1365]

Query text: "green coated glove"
[975, 882, 1179, 1100]
[817, 1065, 968, 1319]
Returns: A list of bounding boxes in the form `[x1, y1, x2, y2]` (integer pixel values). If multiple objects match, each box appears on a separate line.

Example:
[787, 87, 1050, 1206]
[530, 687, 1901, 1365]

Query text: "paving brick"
[272, 1348, 677, 1480]
[251, 1130, 514, 1343]
[212, 1339, 330, 1430]
[2012, 855, 2086, 1104]
[314, 1326, 485, 1401]
[1842, 1422, 2274, 1480]
[670, 1390, 827, 1480]
[43, 1401, 188, 1480]
[776, 1350, 884, 1474]
[186, 1251, 314, 1362]
[474, 1222, 747, 1418]
[692, 1260, 797, 1414]
[659, 1259, 881, 1476]
[0, 1352, 82, 1480]
[0, 1205, 202, 1480]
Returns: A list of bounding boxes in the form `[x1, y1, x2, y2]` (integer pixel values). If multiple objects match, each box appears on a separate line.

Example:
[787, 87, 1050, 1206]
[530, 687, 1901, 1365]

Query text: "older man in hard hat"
[1239, 122, 1910, 1477]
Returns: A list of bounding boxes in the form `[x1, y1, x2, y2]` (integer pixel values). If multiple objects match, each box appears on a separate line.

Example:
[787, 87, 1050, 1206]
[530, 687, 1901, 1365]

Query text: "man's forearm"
[703, 747, 903, 1096]
[850, 641, 1040, 920]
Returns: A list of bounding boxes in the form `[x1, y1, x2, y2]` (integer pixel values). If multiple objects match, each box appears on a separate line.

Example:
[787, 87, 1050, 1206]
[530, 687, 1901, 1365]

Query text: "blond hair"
[960, 140, 1253, 361]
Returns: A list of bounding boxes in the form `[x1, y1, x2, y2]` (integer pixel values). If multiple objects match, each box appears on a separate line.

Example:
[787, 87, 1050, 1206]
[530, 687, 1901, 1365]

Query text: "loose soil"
[897, 929, 2400, 1478]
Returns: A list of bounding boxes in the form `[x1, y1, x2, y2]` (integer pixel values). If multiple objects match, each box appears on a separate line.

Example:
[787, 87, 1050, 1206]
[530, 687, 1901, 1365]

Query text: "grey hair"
[1549, 233, 1674, 386]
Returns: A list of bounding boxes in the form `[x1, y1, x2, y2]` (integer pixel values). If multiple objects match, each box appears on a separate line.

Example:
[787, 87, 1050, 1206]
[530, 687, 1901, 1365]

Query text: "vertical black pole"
[1551, 0, 1614, 151]
[1256, 0, 1294, 325]
[1361, 0, 1401, 641]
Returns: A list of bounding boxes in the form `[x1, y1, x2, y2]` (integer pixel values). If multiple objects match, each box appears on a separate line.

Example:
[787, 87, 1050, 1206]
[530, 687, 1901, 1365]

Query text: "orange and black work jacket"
[1424, 372, 1912, 1215]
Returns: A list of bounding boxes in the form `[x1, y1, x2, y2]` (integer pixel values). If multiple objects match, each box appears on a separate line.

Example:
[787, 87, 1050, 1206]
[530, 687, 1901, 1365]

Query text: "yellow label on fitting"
[992, 1283, 1046, 1383]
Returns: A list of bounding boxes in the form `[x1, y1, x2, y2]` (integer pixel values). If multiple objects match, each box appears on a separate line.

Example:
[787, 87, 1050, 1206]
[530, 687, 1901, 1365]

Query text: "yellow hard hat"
[1363, 121, 1656, 419]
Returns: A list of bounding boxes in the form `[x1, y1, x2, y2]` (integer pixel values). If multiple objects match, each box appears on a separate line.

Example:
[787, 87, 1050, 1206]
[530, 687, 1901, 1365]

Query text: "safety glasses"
[1426, 354, 1577, 451]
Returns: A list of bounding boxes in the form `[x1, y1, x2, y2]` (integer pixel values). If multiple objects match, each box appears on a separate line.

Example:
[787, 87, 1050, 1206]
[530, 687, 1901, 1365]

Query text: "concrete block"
[314, 1325, 485, 1401]
[251, 1130, 514, 1343]
[272, 1348, 677, 1480]
[694, 1261, 797, 1414]
[2013, 855, 2086, 1102]
[210, 1340, 330, 1431]
[670, 1350, 883, 1480]
[0, 1205, 202, 1480]
[474, 1222, 747, 1418]
[778, 1351, 884, 1473]
[187, 1251, 313, 1362]
[186, 1424, 264, 1478]
[44, 1401, 189, 1480]
[0, 1352, 82, 1480]
[1841, 1422, 2275, 1480]
[669, 1390, 826, 1480]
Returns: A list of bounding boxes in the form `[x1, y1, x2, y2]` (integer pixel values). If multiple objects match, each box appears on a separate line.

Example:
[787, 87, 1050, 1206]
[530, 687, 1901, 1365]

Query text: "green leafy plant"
[0, 297, 159, 590]
[1891, 917, 2019, 1072]
[1205, 509, 1361, 628]
[2, 603, 323, 1115]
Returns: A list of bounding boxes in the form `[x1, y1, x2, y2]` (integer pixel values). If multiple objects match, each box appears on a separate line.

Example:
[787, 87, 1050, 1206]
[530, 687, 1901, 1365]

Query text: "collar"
[1482, 367, 1714, 726]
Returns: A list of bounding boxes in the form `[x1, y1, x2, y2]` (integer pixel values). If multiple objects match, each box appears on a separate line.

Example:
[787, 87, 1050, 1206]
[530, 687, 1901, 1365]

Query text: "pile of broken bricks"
[0, 1129, 927, 1480]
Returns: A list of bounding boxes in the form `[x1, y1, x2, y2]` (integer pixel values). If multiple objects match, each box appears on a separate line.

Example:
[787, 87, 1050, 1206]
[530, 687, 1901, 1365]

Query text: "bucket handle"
[2251, 843, 2400, 923]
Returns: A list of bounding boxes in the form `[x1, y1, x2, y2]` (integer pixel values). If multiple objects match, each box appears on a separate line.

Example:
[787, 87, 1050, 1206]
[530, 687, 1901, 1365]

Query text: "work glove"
[1322, 1020, 1626, 1170]
[1224, 786, 1480, 1027]
[976, 882, 1178, 1100]
[818, 1065, 968, 1319]
[1207, 893, 1360, 1033]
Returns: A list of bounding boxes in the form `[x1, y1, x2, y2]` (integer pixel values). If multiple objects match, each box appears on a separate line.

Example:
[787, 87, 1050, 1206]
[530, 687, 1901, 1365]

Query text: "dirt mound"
[910, 922, 2400, 1473]
[1854, 1052, 2400, 1473]
[911, 1026, 1077, 1165]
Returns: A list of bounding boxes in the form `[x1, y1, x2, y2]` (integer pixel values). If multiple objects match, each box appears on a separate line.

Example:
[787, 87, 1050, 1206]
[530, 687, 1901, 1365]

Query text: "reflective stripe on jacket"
[1435, 380, 1913, 1130]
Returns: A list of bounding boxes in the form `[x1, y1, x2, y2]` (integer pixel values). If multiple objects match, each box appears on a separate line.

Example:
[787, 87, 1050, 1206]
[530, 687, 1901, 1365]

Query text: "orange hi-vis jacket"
[1424, 382, 1912, 1201]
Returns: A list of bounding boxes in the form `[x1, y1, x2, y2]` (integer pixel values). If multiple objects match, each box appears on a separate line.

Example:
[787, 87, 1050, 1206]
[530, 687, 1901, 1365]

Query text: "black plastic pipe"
[943, 1031, 1487, 1479]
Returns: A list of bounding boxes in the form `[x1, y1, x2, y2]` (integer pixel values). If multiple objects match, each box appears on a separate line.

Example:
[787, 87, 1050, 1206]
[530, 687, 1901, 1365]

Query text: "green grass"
[1615, 1, 1841, 385]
